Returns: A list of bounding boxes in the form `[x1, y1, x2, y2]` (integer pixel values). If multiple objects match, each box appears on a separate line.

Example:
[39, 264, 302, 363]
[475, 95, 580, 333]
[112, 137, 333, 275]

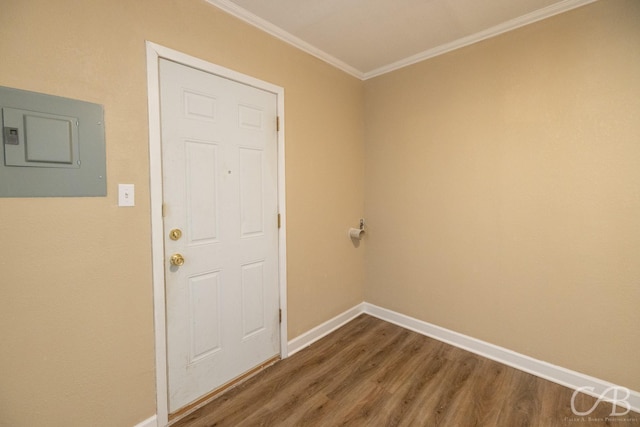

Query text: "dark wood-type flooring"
[173, 314, 639, 427]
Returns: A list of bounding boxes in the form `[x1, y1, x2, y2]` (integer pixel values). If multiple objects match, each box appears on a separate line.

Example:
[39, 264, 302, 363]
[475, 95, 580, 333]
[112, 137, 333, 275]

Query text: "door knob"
[170, 253, 185, 266]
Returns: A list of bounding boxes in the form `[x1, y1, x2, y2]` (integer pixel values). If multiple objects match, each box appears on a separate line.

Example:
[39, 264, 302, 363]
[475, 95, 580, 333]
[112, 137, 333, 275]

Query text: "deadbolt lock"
[169, 229, 182, 240]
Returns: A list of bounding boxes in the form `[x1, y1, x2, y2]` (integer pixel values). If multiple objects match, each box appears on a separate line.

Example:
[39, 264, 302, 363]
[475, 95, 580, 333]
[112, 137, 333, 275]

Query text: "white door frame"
[145, 41, 288, 426]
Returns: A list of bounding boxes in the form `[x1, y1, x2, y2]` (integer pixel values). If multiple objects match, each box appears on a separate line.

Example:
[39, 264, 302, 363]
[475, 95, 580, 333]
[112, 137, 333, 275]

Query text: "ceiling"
[207, 0, 596, 79]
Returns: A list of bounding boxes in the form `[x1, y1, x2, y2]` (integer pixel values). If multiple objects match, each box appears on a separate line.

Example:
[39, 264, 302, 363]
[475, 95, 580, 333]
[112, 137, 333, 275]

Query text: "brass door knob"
[170, 253, 185, 266]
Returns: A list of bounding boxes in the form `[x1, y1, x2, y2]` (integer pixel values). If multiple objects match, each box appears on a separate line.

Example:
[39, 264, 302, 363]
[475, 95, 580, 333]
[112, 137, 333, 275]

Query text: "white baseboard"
[362, 302, 640, 413]
[287, 303, 365, 356]
[133, 415, 157, 427]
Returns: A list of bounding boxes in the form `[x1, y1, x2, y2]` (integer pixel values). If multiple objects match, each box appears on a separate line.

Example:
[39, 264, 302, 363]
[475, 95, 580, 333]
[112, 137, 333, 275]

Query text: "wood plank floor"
[172, 314, 639, 427]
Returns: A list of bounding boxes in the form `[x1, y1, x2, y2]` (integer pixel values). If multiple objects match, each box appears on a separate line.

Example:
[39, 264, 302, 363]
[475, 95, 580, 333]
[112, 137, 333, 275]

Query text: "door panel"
[188, 271, 221, 362]
[185, 140, 219, 243]
[239, 147, 265, 237]
[159, 58, 280, 413]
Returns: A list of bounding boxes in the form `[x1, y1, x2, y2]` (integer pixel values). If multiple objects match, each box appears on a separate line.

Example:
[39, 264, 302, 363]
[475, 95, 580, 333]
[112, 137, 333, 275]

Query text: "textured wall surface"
[0, 0, 364, 425]
[364, 0, 640, 394]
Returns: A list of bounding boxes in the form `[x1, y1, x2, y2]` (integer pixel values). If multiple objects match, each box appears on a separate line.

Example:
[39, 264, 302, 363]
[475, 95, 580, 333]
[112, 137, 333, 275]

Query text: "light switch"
[118, 184, 135, 207]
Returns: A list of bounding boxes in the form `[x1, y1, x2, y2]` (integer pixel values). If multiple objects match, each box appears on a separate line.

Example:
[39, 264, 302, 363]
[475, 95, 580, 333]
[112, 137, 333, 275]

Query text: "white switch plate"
[118, 184, 135, 207]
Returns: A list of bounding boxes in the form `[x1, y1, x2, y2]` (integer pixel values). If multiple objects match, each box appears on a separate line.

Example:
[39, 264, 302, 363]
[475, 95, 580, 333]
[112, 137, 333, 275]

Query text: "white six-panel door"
[159, 58, 280, 413]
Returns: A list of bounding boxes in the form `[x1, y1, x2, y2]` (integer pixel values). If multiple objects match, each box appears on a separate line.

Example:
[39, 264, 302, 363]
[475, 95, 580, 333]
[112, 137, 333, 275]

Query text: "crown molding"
[207, 0, 598, 81]
[364, 0, 599, 79]
[206, 0, 364, 79]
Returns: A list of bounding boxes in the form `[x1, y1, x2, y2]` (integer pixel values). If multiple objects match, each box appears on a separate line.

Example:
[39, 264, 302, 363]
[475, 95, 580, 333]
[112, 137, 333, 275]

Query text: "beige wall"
[0, 0, 364, 426]
[364, 0, 640, 393]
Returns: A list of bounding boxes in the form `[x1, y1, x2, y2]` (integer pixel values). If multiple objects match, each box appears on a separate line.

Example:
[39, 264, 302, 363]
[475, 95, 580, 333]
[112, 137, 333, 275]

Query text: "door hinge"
[276, 116, 280, 132]
[277, 213, 281, 229]
[279, 309, 282, 323]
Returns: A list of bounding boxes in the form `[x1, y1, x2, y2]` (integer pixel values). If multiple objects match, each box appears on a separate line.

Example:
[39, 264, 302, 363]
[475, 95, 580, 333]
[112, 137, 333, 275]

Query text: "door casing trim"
[145, 41, 288, 426]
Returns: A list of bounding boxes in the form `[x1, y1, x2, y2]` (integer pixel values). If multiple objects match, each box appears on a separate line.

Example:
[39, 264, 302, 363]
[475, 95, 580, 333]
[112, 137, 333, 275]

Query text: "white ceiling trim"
[363, 0, 598, 79]
[206, 0, 598, 81]
[206, 0, 364, 79]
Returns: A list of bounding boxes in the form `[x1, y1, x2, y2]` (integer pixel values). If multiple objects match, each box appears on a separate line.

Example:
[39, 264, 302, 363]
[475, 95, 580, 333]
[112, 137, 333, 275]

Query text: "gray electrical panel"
[0, 86, 106, 197]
